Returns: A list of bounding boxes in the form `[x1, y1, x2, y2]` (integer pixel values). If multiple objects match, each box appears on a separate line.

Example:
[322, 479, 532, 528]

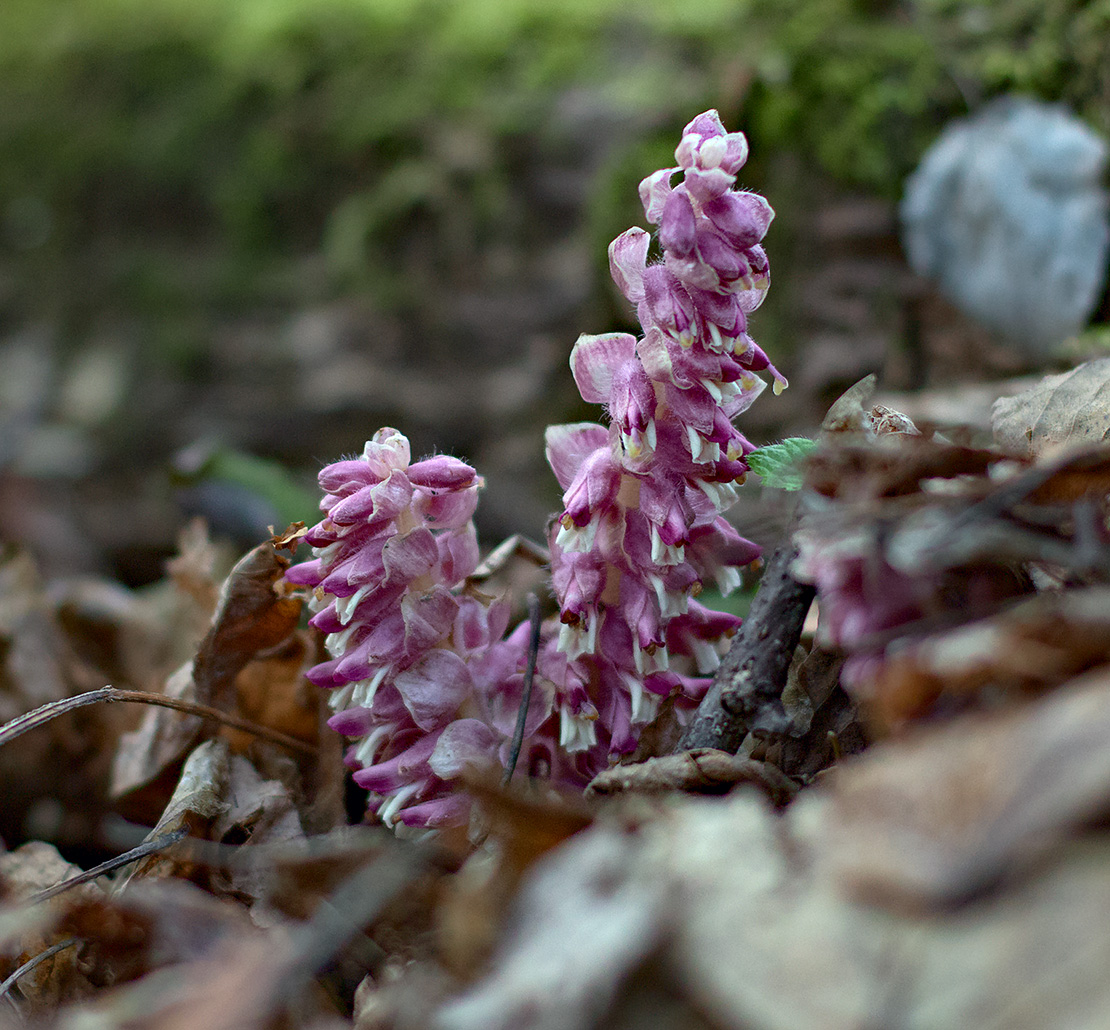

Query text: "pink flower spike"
[394, 649, 475, 731]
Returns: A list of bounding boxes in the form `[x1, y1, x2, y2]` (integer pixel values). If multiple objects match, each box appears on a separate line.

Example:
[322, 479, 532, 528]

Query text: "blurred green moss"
[0, 0, 1106, 331]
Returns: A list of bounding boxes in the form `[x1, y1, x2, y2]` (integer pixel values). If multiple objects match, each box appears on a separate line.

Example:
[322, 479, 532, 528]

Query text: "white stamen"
[713, 565, 742, 596]
[633, 640, 670, 675]
[690, 636, 721, 674]
[701, 378, 723, 403]
[650, 574, 688, 619]
[328, 684, 355, 712]
[351, 665, 390, 707]
[650, 525, 685, 566]
[558, 617, 598, 660]
[697, 479, 739, 510]
[559, 707, 598, 751]
[326, 623, 359, 658]
[556, 519, 598, 554]
[621, 672, 661, 725]
[379, 780, 422, 828]
[354, 724, 392, 767]
[334, 584, 371, 626]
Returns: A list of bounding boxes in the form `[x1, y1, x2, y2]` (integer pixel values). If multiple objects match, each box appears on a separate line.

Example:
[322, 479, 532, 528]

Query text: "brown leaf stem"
[0, 687, 317, 757]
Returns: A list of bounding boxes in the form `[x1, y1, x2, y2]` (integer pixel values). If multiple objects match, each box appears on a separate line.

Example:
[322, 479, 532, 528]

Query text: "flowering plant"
[287, 111, 784, 829]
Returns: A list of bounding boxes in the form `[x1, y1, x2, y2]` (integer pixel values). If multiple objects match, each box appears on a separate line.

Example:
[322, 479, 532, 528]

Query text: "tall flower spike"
[544, 109, 783, 760]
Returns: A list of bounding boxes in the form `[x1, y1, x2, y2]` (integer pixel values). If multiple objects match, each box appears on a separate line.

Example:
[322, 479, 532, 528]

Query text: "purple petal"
[702, 191, 773, 248]
[608, 229, 650, 303]
[354, 731, 437, 793]
[396, 794, 471, 828]
[659, 188, 697, 257]
[569, 332, 638, 404]
[544, 422, 610, 490]
[407, 455, 477, 490]
[638, 168, 678, 223]
[428, 718, 501, 779]
[393, 649, 474, 730]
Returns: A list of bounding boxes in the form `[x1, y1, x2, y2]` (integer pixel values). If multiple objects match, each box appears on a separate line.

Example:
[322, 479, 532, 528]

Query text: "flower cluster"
[543, 110, 781, 759]
[287, 111, 784, 828]
[285, 430, 513, 828]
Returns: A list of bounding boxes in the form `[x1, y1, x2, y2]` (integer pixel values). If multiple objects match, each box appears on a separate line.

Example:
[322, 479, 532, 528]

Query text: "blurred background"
[1, 0, 1108, 584]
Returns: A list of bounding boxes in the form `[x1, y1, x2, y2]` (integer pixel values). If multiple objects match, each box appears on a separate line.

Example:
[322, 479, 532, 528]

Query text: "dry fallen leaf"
[869, 586, 1110, 726]
[193, 542, 303, 711]
[827, 663, 1110, 907]
[992, 357, 1110, 458]
[586, 749, 797, 805]
[111, 541, 309, 816]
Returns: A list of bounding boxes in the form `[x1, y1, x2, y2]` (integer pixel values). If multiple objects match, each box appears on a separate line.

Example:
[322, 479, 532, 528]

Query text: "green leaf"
[746, 437, 817, 491]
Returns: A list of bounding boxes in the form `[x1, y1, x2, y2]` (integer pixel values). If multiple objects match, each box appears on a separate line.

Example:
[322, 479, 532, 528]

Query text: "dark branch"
[676, 542, 815, 753]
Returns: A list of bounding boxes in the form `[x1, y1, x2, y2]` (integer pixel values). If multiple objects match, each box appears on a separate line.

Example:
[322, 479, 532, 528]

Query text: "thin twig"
[30, 828, 189, 905]
[0, 937, 79, 1002]
[0, 687, 317, 757]
[503, 593, 542, 785]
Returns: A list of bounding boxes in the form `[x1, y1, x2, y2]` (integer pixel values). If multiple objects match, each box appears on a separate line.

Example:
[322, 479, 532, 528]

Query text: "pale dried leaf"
[992, 357, 1110, 458]
[123, 739, 231, 883]
[437, 825, 668, 1030]
[110, 660, 203, 807]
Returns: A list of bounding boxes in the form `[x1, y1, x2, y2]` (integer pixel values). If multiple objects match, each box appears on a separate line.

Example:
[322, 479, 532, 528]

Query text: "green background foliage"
[2, 0, 1107, 332]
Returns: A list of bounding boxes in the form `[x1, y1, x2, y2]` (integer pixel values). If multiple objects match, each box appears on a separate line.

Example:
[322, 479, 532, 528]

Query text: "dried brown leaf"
[586, 750, 798, 806]
[109, 661, 204, 816]
[110, 543, 309, 815]
[123, 739, 231, 883]
[193, 542, 302, 710]
[828, 664, 1110, 907]
[992, 357, 1110, 458]
[869, 587, 1110, 726]
[0, 842, 99, 1011]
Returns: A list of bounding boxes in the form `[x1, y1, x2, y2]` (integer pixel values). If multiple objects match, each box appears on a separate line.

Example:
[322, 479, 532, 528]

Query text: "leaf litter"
[2, 364, 1110, 1027]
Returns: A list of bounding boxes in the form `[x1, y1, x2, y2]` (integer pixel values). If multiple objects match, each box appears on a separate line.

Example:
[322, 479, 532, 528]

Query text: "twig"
[0, 937, 79, 1002]
[30, 828, 188, 904]
[676, 542, 815, 753]
[0, 687, 317, 757]
[502, 593, 542, 785]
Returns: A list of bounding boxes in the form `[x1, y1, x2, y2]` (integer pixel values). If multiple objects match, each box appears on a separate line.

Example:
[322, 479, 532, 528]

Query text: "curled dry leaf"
[992, 357, 1110, 458]
[193, 542, 303, 711]
[123, 739, 232, 884]
[586, 749, 798, 806]
[111, 542, 307, 814]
